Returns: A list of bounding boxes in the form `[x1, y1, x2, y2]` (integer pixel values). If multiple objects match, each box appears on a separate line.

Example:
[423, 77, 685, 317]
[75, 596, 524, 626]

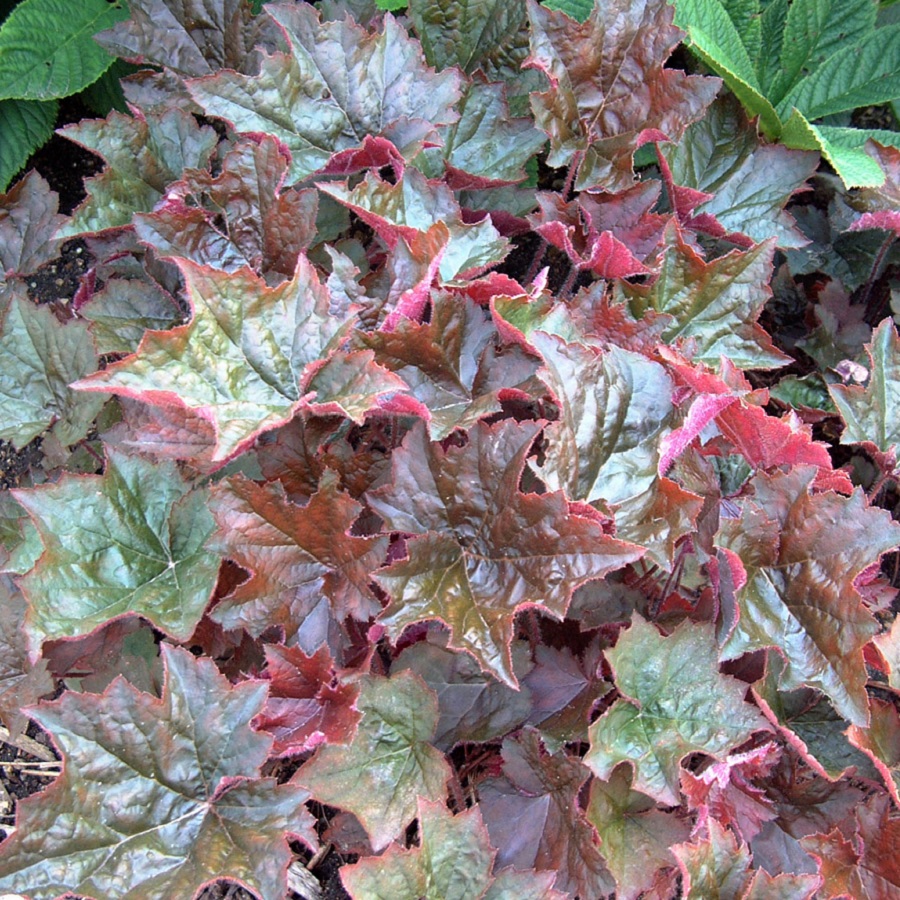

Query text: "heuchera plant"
[0, 0, 898, 898]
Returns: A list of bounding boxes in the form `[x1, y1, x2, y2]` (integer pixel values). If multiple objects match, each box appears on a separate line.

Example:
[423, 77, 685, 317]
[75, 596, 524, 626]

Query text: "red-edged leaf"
[0, 645, 315, 900]
[585, 616, 767, 805]
[846, 697, 900, 804]
[716, 467, 900, 726]
[341, 798, 495, 900]
[369, 419, 643, 686]
[478, 728, 614, 899]
[134, 134, 318, 281]
[586, 765, 690, 900]
[524, 0, 719, 190]
[187, 4, 461, 182]
[255, 643, 361, 757]
[56, 108, 218, 238]
[872, 615, 900, 691]
[297, 670, 451, 852]
[208, 470, 387, 638]
[0, 172, 64, 277]
[847, 141, 900, 237]
[13, 448, 219, 652]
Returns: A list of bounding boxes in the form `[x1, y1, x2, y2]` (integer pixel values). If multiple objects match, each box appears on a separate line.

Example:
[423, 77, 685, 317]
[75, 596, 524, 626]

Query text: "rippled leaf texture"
[369, 419, 643, 687]
[586, 765, 690, 900]
[829, 317, 900, 452]
[254, 643, 361, 757]
[0, 645, 314, 900]
[847, 697, 900, 804]
[585, 616, 766, 805]
[13, 447, 219, 651]
[57, 108, 218, 238]
[74, 257, 397, 462]
[95, 0, 278, 77]
[188, 4, 461, 183]
[341, 798, 494, 900]
[0, 293, 105, 448]
[624, 228, 789, 368]
[0, 172, 63, 277]
[357, 292, 540, 440]
[479, 728, 614, 898]
[207, 470, 387, 638]
[298, 670, 451, 852]
[134, 134, 318, 280]
[716, 467, 900, 726]
[663, 94, 818, 248]
[320, 168, 508, 281]
[525, 0, 719, 190]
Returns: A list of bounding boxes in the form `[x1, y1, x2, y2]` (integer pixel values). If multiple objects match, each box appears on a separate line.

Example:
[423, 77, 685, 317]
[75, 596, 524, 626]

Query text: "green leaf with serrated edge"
[297, 671, 451, 853]
[357, 292, 540, 440]
[482, 869, 567, 900]
[663, 94, 818, 248]
[542, 0, 592, 22]
[73, 257, 360, 463]
[526, 0, 720, 191]
[0, 0, 127, 101]
[340, 799, 494, 900]
[716, 467, 900, 726]
[13, 448, 219, 652]
[674, 0, 782, 137]
[585, 616, 766, 805]
[207, 470, 387, 638]
[586, 766, 690, 900]
[671, 819, 752, 899]
[624, 227, 790, 368]
[829, 318, 900, 451]
[756, 0, 788, 96]
[0, 645, 315, 900]
[0, 292, 105, 449]
[530, 332, 674, 506]
[56, 108, 219, 239]
[187, 4, 461, 183]
[780, 25, 900, 121]
[0, 100, 57, 195]
[320, 168, 508, 281]
[369, 419, 643, 687]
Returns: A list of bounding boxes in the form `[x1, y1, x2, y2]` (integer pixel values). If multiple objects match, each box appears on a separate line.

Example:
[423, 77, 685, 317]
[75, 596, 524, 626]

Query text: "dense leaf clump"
[0, 0, 898, 898]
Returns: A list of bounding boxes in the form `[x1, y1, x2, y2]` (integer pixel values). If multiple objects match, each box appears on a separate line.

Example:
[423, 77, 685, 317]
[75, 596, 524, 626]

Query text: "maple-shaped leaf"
[13, 447, 219, 651]
[586, 765, 690, 900]
[479, 728, 614, 898]
[0, 575, 52, 737]
[585, 616, 767, 805]
[207, 470, 387, 638]
[297, 670, 451, 852]
[254, 643, 361, 757]
[624, 227, 789, 368]
[357, 292, 540, 440]
[524, 0, 720, 190]
[369, 419, 643, 687]
[56, 108, 218, 239]
[0, 172, 64, 277]
[829, 317, 900, 452]
[673, 819, 818, 900]
[74, 257, 397, 462]
[394, 632, 532, 750]
[187, 4, 461, 183]
[663, 94, 818, 249]
[0, 292, 105, 449]
[341, 798, 495, 900]
[716, 467, 900, 726]
[0, 645, 315, 900]
[320, 168, 508, 281]
[95, 0, 279, 77]
[134, 134, 318, 281]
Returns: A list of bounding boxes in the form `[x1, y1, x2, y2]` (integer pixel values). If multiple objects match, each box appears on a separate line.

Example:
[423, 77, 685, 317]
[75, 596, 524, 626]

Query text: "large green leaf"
[829, 317, 900, 452]
[0, 98, 57, 192]
[585, 616, 766, 805]
[716, 467, 900, 726]
[0, 0, 127, 101]
[13, 448, 220, 651]
[298, 671, 451, 852]
[0, 645, 315, 900]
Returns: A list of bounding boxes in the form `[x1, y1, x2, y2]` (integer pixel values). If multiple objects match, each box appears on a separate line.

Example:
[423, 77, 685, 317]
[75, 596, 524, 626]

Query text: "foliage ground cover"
[0, 0, 898, 898]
